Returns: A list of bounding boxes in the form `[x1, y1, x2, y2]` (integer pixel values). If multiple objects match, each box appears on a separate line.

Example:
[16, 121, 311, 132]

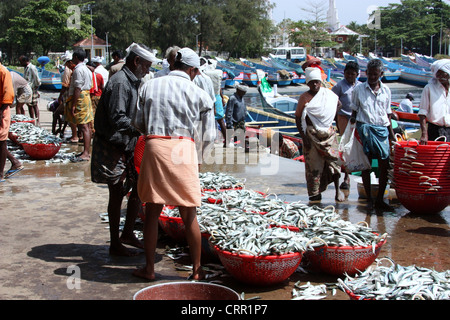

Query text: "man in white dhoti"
[295, 67, 343, 202]
[132, 47, 215, 281]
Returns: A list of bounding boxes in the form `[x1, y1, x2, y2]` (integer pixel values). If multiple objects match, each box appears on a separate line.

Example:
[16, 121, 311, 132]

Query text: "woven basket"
[134, 136, 146, 174]
[303, 234, 387, 276]
[213, 245, 302, 285]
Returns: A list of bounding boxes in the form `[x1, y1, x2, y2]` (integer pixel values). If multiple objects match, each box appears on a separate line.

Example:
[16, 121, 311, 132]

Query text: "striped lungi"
[65, 90, 94, 125]
[137, 136, 201, 207]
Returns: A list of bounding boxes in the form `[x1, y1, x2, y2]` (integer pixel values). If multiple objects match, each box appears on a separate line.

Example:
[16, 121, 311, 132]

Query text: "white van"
[271, 47, 306, 63]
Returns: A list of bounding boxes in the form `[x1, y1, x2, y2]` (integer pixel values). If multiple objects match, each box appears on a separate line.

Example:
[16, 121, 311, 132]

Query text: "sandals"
[4, 166, 24, 179]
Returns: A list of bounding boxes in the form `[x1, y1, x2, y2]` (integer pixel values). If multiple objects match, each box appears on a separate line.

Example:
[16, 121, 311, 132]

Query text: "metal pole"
[431, 35, 435, 57]
[91, 8, 94, 60]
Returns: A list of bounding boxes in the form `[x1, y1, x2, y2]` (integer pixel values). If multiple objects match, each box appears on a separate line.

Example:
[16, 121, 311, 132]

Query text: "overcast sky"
[270, 0, 404, 25]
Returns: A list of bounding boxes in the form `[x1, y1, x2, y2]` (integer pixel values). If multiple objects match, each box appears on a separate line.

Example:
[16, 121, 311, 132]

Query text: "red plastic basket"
[22, 143, 61, 160]
[8, 132, 20, 145]
[158, 213, 186, 243]
[303, 235, 387, 276]
[395, 190, 449, 214]
[213, 245, 302, 285]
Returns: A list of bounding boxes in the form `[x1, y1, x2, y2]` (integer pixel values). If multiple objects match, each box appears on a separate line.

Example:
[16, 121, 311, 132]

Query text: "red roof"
[73, 35, 110, 47]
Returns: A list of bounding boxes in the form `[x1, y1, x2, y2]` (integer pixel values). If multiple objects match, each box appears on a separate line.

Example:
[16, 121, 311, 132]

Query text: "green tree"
[4, 0, 91, 56]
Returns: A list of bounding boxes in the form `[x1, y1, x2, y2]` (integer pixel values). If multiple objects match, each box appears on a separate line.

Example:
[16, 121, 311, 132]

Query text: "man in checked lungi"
[132, 47, 215, 281]
[91, 43, 159, 257]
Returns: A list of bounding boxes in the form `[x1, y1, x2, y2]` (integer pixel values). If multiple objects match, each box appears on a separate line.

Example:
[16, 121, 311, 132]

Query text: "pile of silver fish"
[11, 114, 35, 122]
[199, 172, 245, 190]
[338, 257, 450, 300]
[291, 281, 330, 300]
[9, 122, 63, 145]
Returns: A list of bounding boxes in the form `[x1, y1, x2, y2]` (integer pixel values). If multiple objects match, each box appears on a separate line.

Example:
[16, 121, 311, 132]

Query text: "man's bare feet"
[120, 236, 144, 249]
[132, 268, 155, 281]
[109, 244, 141, 257]
[335, 193, 345, 202]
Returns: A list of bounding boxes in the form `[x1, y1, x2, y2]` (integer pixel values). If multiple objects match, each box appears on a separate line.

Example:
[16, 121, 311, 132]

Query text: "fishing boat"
[263, 55, 306, 84]
[240, 58, 292, 86]
[38, 68, 62, 90]
[215, 58, 252, 87]
[380, 58, 432, 86]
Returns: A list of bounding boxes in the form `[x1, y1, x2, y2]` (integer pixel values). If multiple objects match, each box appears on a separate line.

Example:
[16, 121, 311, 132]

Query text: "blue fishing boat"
[215, 58, 249, 87]
[240, 58, 292, 86]
[379, 57, 432, 86]
[38, 68, 62, 90]
[262, 55, 305, 84]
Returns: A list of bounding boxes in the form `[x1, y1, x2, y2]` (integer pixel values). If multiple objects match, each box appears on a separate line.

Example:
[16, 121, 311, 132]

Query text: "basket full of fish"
[301, 220, 387, 276]
[392, 140, 450, 214]
[158, 206, 187, 243]
[10, 114, 36, 125]
[210, 224, 309, 286]
[199, 172, 245, 191]
[338, 258, 450, 300]
[9, 121, 62, 160]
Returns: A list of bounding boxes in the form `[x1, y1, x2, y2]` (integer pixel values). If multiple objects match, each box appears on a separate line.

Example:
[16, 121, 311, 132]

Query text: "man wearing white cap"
[92, 56, 109, 85]
[295, 67, 343, 202]
[419, 59, 450, 144]
[91, 42, 158, 257]
[132, 47, 215, 281]
[225, 83, 249, 146]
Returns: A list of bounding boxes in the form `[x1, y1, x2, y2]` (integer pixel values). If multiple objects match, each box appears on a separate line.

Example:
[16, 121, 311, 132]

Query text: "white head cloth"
[431, 59, 450, 78]
[178, 47, 201, 68]
[92, 56, 103, 64]
[61, 51, 72, 62]
[126, 43, 160, 63]
[236, 84, 249, 92]
[305, 67, 322, 84]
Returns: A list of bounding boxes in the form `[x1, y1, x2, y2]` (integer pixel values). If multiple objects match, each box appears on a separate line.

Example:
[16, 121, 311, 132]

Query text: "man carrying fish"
[132, 47, 215, 281]
[295, 67, 343, 202]
[91, 43, 158, 256]
[350, 59, 395, 211]
[418, 59, 450, 144]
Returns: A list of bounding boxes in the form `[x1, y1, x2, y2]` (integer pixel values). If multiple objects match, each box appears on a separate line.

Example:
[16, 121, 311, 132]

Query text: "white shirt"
[418, 80, 450, 127]
[351, 81, 392, 127]
[95, 65, 109, 85]
[133, 70, 215, 162]
[399, 98, 413, 113]
[154, 67, 171, 78]
[69, 63, 92, 96]
[194, 71, 216, 103]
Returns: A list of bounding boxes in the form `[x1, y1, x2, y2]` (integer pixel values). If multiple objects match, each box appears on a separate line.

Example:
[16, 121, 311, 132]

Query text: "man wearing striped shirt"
[132, 47, 215, 281]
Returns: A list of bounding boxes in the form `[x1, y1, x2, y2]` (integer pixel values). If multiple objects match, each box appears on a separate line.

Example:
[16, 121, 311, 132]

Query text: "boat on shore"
[240, 58, 292, 86]
[8, 67, 62, 91]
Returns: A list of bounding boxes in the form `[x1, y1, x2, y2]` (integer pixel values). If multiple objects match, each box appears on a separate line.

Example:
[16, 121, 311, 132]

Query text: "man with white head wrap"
[91, 42, 157, 257]
[132, 47, 215, 281]
[418, 59, 450, 144]
[92, 56, 109, 85]
[295, 67, 343, 202]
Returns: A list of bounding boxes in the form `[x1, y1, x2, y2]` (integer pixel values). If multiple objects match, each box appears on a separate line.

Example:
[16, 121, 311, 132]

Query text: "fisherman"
[132, 47, 215, 281]
[91, 42, 158, 257]
[154, 46, 180, 78]
[398, 93, 414, 113]
[19, 55, 41, 125]
[0, 57, 23, 182]
[203, 59, 227, 147]
[56, 52, 75, 140]
[295, 67, 343, 202]
[332, 61, 361, 190]
[225, 83, 249, 147]
[66, 49, 94, 162]
[108, 50, 125, 78]
[350, 59, 395, 211]
[418, 59, 450, 144]
[91, 56, 109, 85]
[10, 71, 32, 116]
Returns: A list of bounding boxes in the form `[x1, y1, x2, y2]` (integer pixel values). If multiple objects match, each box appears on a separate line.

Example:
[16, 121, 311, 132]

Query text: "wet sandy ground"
[0, 89, 449, 302]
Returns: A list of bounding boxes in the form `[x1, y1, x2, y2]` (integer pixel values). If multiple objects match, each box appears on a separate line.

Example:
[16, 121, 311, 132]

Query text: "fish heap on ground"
[338, 257, 450, 300]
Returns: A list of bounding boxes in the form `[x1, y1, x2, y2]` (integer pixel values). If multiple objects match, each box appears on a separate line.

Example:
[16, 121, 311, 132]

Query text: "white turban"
[92, 56, 103, 64]
[305, 67, 322, 84]
[177, 47, 201, 68]
[61, 51, 72, 62]
[236, 84, 249, 92]
[125, 43, 161, 63]
[431, 59, 450, 78]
